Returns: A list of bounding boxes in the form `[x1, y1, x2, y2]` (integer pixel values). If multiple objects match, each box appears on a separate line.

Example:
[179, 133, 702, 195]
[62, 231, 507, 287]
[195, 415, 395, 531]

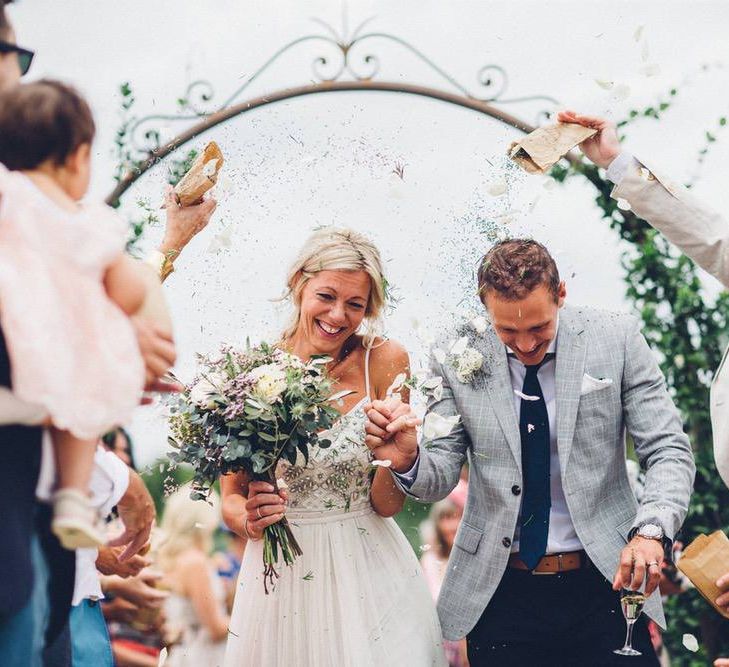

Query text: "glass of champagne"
[613, 590, 646, 656]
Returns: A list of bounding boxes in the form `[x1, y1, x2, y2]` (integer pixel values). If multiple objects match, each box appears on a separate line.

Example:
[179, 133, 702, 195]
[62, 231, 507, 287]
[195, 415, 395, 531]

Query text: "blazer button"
[502, 537, 512, 548]
[511, 484, 521, 496]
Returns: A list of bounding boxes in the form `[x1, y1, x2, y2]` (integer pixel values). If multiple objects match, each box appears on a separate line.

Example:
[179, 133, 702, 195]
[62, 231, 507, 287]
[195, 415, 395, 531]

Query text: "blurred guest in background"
[158, 486, 229, 666]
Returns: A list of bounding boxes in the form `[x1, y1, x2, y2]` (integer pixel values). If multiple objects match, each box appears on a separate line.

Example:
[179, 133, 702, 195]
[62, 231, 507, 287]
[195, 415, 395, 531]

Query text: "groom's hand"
[557, 110, 621, 169]
[612, 536, 665, 597]
[364, 397, 420, 473]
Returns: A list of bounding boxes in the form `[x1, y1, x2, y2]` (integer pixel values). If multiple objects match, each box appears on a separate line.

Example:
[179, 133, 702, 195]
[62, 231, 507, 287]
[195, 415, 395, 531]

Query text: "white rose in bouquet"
[189, 373, 227, 408]
[249, 364, 288, 403]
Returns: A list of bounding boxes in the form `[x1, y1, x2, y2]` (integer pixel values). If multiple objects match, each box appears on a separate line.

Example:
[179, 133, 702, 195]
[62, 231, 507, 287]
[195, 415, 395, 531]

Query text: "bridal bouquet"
[168, 343, 347, 591]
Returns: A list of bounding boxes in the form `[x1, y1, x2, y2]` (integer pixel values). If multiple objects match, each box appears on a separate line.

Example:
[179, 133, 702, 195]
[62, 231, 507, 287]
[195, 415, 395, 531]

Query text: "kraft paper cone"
[173, 141, 224, 207]
[135, 261, 173, 336]
[677, 530, 729, 619]
[508, 122, 597, 174]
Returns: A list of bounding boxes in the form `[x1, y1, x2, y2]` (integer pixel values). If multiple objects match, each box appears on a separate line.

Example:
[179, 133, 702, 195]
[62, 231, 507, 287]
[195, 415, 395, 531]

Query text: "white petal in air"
[639, 63, 661, 77]
[617, 198, 632, 211]
[486, 177, 508, 197]
[158, 647, 168, 667]
[386, 373, 407, 397]
[682, 634, 699, 652]
[207, 226, 234, 254]
[450, 337, 469, 356]
[633, 25, 644, 42]
[641, 41, 650, 62]
[514, 390, 540, 401]
[594, 79, 615, 90]
[422, 413, 461, 440]
[527, 424, 535, 433]
[612, 84, 631, 101]
[202, 158, 219, 178]
[471, 316, 488, 334]
[371, 459, 392, 468]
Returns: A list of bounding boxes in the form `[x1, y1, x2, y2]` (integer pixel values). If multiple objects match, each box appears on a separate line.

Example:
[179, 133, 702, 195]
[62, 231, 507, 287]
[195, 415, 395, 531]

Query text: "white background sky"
[9, 1, 729, 463]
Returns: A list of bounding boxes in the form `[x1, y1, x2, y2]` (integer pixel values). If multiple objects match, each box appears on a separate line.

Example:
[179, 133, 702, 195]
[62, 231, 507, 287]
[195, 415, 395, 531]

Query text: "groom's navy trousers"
[466, 559, 659, 667]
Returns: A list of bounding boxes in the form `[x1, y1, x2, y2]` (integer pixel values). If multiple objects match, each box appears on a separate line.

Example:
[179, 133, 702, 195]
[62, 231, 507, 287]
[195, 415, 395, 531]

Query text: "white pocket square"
[580, 373, 613, 396]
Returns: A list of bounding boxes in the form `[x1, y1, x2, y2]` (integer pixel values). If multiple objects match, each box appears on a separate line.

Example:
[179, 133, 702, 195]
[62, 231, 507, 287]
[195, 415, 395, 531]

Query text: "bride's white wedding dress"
[224, 349, 446, 666]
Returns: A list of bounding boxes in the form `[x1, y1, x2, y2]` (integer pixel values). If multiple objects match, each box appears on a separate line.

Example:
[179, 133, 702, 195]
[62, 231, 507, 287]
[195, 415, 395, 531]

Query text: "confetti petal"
[486, 177, 508, 197]
[471, 316, 489, 334]
[641, 41, 650, 62]
[633, 25, 644, 42]
[158, 647, 168, 667]
[639, 63, 661, 77]
[423, 413, 461, 439]
[202, 158, 219, 178]
[612, 84, 631, 101]
[595, 79, 615, 90]
[514, 390, 540, 401]
[450, 337, 469, 356]
[682, 634, 699, 652]
[371, 459, 392, 468]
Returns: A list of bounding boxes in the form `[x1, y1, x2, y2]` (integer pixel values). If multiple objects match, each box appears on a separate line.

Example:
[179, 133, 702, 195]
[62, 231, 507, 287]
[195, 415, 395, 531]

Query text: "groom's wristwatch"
[629, 523, 672, 556]
[635, 523, 664, 542]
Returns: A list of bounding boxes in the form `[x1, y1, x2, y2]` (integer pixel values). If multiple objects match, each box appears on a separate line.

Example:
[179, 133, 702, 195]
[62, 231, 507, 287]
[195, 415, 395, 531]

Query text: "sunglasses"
[0, 40, 34, 76]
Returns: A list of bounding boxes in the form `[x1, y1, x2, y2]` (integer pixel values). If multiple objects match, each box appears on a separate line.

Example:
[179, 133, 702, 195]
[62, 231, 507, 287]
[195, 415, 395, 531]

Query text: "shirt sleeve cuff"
[606, 152, 637, 184]
[390, 452, 421, 488]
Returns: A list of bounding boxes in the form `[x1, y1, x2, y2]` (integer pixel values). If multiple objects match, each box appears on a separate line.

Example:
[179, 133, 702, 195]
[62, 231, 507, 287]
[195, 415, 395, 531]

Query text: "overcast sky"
[10, 1, 729, 463]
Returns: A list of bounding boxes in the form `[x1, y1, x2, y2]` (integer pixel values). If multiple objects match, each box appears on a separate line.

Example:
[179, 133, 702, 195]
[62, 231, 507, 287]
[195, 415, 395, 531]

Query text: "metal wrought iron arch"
[105, 16, 561, 207]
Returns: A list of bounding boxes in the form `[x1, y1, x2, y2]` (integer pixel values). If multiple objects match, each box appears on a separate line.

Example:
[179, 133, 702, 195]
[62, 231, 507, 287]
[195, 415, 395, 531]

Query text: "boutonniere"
[432, 316, 491, 388]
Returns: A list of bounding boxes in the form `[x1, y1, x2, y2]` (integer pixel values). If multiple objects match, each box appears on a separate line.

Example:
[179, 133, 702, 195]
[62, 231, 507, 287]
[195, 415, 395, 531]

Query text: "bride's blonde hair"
[282, 227, 387, 348]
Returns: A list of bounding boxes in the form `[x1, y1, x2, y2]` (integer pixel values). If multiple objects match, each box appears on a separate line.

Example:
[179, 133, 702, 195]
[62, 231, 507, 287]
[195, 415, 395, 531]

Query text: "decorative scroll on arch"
[105, 15, 560, 207]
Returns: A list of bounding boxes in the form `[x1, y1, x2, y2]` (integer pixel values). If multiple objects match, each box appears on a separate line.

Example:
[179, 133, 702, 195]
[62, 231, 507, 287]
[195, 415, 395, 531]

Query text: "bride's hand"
[364, 397, 420, 474]
[244, 481, 287, 540]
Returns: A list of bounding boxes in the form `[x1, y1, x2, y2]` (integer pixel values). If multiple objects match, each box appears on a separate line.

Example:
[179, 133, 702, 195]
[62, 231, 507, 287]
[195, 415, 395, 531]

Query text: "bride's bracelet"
[243, 517, 261, 542]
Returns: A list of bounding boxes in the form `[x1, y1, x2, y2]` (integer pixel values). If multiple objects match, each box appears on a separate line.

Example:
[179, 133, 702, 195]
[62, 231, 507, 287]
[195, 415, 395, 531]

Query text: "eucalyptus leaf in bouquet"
[168, 342, 349, 592]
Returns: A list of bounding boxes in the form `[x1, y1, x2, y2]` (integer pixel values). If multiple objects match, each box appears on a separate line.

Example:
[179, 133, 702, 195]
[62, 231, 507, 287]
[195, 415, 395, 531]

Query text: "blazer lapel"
[484, 331, 523, 474]
[555, 307, 586, 472]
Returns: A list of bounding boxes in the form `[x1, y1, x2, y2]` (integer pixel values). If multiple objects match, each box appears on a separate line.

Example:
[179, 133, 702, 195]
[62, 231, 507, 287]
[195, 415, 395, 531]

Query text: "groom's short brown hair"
[477, 238, 561, 303]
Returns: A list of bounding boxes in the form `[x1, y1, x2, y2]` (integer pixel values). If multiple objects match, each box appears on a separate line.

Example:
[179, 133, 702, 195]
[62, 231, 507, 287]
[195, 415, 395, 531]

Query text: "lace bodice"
[277, 398, 374, 514]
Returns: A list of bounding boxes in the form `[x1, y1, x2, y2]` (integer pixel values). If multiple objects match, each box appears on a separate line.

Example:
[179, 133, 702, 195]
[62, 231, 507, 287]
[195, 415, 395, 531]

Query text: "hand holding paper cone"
[173, 141, 225, 206]
[677, 530, 729, 619]
[508, 122, 597, 174]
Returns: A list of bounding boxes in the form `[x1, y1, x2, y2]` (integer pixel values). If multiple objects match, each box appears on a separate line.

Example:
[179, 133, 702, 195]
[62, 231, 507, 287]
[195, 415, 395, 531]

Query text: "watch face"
[639, 524, 663, 539]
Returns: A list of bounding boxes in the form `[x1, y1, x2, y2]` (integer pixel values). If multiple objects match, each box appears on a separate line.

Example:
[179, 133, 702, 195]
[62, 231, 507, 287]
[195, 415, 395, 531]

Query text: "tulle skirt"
[224, 506, 447, 667]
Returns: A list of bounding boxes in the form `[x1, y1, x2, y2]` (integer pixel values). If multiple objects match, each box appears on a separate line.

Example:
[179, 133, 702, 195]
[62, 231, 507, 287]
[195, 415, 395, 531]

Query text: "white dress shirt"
[72, 446, 130, 605]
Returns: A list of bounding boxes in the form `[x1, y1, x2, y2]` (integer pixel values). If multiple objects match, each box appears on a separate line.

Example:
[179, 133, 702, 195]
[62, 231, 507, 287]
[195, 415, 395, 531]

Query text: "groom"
[365, 239, 695, 665]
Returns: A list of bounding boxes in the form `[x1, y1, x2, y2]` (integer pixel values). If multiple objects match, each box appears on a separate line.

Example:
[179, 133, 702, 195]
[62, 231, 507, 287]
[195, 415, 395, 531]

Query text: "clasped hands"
[363, 396, 421, 473]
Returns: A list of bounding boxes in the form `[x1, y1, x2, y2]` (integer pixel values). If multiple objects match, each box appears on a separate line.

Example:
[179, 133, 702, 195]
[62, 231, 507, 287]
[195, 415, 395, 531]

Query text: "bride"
[220, 227, 446, 666]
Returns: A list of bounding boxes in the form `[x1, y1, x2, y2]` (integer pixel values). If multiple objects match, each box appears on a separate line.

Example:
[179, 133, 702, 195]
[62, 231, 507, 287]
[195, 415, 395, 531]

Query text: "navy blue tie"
[518, 354, 553, 570]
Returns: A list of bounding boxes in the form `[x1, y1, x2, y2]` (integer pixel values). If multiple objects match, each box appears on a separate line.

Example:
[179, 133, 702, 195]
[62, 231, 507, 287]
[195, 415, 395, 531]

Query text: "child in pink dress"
[0, 80, 146, 549]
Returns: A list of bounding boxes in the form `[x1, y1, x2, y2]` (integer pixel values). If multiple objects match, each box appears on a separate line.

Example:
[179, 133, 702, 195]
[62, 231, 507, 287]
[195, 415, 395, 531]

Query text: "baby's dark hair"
[0, 79, 95, 170]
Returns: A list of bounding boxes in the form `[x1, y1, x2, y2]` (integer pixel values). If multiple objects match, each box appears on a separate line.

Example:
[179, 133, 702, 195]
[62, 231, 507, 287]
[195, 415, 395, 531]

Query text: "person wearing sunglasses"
[0, 2, 32, 86]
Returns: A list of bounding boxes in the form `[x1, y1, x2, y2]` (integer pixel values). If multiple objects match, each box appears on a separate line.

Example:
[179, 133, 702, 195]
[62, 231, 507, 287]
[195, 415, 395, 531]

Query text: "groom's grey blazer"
[399, 305, 695, 640]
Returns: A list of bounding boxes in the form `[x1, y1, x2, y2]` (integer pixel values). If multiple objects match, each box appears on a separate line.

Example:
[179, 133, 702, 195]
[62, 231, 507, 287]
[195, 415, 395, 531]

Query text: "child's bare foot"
[51, 489, 106, 550]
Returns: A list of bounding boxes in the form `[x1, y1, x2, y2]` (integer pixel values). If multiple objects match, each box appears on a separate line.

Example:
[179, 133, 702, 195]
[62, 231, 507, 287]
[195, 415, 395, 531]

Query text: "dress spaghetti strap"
[364, 345, 373, 400]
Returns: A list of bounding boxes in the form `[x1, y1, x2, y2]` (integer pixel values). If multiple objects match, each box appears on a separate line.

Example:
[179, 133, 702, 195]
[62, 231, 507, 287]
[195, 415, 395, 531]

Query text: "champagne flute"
[613, 590, 646, 656]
